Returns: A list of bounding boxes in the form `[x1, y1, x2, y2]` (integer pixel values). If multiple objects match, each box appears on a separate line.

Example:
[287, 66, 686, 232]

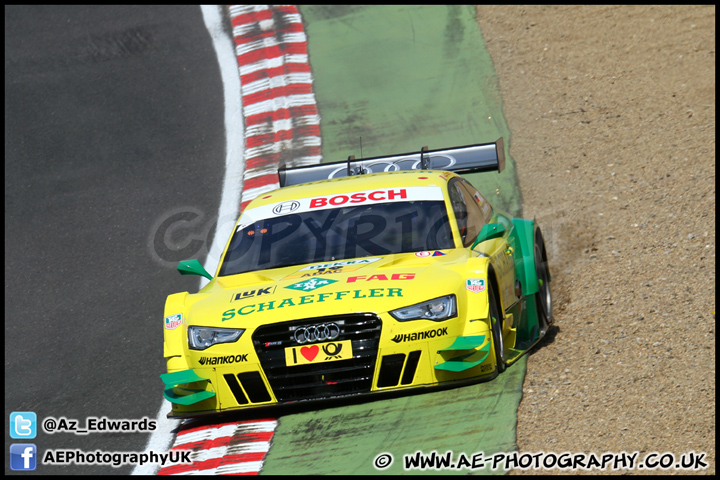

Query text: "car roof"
[245, 170, 457, 210]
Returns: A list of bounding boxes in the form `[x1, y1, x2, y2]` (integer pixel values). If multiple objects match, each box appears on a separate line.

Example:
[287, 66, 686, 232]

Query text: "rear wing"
[278, 138, 505, 187]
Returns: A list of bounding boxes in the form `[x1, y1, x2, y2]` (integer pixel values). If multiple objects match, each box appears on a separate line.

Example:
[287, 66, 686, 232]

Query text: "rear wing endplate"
[278, 138, 505, 187]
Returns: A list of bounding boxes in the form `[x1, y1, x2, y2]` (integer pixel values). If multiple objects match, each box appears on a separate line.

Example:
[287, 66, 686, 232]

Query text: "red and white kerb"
[157, 418, 277, 475]
[228, 4, 322, 212]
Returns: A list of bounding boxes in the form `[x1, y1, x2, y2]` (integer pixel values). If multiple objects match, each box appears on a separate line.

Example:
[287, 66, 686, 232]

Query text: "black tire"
[534, 228, 553, 336]
[488, 280, 506, 373]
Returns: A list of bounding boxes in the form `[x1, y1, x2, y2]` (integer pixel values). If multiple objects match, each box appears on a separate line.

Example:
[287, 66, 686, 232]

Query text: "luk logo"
[232, 286, 276, 302]
[10, 412, 36, 439]
[10, 444, 37, 471]
[164, 314, 182, 330]
[285, 278, 337, 292]
[272, 201, 300, 215]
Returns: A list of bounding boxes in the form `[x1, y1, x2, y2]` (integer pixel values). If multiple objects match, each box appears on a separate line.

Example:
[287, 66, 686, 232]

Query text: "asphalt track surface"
[5, 5, 226, 474]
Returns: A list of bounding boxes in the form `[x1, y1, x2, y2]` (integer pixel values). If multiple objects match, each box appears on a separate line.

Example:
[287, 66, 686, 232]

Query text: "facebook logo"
[10, 444, 37, 471]
[10, 411, 37, 439]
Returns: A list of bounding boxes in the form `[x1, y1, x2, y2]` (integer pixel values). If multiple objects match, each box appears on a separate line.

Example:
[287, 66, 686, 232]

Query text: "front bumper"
[162, 313, 496, 418]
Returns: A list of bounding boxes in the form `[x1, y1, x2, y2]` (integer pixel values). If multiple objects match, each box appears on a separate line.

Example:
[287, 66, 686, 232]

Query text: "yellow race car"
[161, 138, 552, 418]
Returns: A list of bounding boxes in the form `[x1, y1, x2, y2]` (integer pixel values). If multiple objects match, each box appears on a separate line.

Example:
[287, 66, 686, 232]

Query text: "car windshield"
[219, 200, 454, 276]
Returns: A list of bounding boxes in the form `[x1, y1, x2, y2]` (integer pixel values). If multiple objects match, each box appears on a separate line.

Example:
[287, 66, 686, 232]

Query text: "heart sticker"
[300, 345, 319, 361]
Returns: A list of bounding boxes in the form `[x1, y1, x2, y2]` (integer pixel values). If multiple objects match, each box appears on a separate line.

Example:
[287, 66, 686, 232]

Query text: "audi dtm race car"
[161, 138, 553, 418]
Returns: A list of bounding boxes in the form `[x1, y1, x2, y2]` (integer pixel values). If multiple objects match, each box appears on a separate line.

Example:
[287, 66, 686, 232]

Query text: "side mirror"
[470, 223, 506, 250]
[177, 259, 213, 281]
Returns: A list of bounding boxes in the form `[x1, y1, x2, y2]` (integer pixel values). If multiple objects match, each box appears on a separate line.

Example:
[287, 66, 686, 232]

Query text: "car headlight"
[188, 326, 244, 350]
[389, 294, 457, 322]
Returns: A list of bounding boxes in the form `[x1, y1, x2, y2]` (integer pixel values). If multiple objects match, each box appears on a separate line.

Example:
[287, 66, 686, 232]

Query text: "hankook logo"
[391, 327, 448, 343]
[198, 354, 248, 365]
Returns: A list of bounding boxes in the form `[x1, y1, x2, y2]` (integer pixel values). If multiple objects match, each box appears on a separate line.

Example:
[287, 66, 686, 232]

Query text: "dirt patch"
[476, 5, 715, 474]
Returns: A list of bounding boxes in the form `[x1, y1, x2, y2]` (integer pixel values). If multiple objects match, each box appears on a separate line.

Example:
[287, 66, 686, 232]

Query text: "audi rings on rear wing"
[278, 138, 505, 187]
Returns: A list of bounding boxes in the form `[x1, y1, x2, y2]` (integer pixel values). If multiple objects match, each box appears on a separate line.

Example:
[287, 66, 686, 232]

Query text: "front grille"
[252, 313, 382, 402]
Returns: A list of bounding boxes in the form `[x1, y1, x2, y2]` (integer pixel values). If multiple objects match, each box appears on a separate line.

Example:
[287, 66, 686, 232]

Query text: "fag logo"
[466, 279, 485, 293]
[346, 273, 415, 282]
[285, 278, 338, 292]
[164, 314, 182, 330]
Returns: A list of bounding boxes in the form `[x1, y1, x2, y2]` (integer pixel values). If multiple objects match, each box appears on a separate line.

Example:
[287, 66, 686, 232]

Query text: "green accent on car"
[284, 278, 338, 292]
[514, 294, 542, 351]
[160, 369, 215, 405]
[177, 259, 213, 281]
[439, 335, 486, 351]
[435, 335, 491, 372]
[434, 350, 491, 372]
[510, 218, 538, 296]
[471, 222, 507, 250]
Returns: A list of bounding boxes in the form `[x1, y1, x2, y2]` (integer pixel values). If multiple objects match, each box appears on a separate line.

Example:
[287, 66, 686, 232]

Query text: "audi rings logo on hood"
[293, 323, 341, 344]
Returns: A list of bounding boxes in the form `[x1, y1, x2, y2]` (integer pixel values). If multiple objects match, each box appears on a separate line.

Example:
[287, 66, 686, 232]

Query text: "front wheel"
[488, 280, 506, 373]
[534, 228, 553, 336]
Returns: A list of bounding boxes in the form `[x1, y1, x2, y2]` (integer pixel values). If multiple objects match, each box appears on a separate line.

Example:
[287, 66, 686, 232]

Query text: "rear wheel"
[488, 280, 506, 373]
[534, 228, 553, 336]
